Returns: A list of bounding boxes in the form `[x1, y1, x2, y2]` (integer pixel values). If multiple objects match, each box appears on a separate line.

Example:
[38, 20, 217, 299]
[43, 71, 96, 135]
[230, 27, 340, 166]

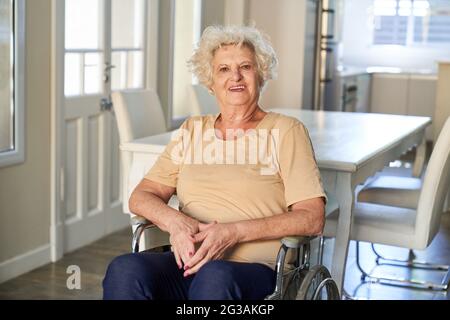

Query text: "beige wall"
[202, 0, 225, 30]
[248, 0, 306, 109]
[158, 0, 227, 127]
[0, 0, 51, 262]
[173, 0, 199, 118]
[156, 0, 172, 126]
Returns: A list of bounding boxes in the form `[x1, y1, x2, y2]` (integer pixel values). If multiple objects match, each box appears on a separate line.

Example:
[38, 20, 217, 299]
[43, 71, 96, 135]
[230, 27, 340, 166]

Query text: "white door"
[62, 0, 149, 253]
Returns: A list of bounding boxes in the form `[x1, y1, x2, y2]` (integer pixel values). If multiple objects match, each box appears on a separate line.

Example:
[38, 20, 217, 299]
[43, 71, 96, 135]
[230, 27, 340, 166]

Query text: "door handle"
[103, 62, 116, 83]
[100, 96, 113, 112]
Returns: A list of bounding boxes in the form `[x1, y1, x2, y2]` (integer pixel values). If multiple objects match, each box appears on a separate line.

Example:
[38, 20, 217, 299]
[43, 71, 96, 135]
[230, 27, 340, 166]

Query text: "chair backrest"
[112, 89, 168, 215]
[112, 89, 167, 144]
[416, 116, 450, 246]
[433, 63, 450, 143]
[190, 84, 219, 115]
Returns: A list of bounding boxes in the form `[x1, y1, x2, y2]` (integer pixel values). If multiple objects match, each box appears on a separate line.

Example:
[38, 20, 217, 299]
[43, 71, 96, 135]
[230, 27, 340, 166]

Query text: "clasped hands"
[168, 215, 239, 277]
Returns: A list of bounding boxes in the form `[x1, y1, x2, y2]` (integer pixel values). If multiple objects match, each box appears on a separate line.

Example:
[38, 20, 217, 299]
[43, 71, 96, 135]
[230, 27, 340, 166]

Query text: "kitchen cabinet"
[371, 73, 409, 115]
[371, 73, 437, 140]
[355, 73, 371, 113]
[334, 71, 372, 113]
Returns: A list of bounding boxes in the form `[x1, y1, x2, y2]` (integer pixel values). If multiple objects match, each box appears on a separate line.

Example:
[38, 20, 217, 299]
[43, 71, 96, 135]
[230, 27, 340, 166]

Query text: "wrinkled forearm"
[233, 208, 324, 243]
[129, 190, 193, 234]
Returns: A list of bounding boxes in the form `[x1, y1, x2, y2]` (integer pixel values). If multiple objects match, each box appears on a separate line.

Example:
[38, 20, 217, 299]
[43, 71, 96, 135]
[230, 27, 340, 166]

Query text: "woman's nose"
[231, 68, 242, 81]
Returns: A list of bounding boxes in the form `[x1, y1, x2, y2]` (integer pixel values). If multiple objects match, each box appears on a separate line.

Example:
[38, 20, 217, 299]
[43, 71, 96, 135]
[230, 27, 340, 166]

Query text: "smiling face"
[210, 44, 261, 110]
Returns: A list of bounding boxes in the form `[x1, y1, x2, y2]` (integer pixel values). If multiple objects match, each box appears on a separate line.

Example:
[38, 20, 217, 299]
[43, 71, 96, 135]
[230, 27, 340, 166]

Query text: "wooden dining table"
[120, 108, 431, 295]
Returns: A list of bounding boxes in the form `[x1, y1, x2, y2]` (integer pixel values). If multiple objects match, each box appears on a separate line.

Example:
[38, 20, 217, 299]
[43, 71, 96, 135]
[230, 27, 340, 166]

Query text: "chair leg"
[371, 244, 448, 271]
[356, 241, 450, 291]
[372, 245, 416, 264]
[355, 241, 371, 281]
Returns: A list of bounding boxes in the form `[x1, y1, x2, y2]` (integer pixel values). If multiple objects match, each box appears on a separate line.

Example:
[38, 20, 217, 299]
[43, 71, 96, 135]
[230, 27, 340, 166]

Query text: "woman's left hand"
[182, 222, 239, 277]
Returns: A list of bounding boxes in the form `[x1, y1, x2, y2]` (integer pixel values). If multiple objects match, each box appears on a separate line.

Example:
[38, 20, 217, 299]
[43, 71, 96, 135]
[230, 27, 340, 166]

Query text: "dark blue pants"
[103, 251, 276, 300]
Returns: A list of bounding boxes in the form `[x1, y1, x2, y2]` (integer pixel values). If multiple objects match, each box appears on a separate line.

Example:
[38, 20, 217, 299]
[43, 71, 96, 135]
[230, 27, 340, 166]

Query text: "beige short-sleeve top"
[144, 112, 326, 269]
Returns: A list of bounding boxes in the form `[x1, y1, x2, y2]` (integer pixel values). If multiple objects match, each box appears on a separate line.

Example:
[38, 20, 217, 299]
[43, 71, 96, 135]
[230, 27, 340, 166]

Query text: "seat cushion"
[324, 202, 425, 249]
[357, 176, 422, 209]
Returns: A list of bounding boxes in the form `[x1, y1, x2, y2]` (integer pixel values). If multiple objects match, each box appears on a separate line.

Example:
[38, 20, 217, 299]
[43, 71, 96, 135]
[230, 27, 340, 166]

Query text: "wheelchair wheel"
[296, 265, 340, 300]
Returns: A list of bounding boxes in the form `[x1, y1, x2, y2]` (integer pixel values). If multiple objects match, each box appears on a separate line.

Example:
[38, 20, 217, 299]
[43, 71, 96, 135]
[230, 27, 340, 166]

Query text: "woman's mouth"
[229, 85, 245, 92]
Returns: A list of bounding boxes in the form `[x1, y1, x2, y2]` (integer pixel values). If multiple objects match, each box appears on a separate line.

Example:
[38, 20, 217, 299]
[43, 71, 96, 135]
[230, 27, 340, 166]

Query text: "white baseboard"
[0, 244, 51, 284]
[50, 222, 64, 262]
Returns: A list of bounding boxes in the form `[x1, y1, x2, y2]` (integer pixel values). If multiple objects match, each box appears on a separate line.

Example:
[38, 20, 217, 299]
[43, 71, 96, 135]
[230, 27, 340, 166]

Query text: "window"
[373, 0, 450, 46]
[0, 0, 25, 168]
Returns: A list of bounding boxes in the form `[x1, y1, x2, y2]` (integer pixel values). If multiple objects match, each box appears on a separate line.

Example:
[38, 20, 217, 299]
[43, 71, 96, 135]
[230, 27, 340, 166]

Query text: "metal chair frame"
[355, 241, 450, 291]
[131, 217, 340, 300]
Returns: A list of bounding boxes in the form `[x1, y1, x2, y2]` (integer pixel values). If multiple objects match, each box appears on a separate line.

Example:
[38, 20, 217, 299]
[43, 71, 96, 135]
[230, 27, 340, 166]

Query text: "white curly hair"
[188, 25, 278, 91]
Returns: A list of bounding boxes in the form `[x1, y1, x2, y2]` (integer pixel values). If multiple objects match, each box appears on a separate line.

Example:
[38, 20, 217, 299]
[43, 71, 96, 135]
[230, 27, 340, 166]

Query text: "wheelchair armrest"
[281, 236, 316, 249]
[131, 216, 158, 253]
[130, 215, 152, 226]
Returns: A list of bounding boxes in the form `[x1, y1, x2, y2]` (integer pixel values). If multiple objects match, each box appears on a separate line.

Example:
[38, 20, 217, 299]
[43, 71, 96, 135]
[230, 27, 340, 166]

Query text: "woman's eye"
[241, 64, 252, 70]
[219, 67, 229, 72]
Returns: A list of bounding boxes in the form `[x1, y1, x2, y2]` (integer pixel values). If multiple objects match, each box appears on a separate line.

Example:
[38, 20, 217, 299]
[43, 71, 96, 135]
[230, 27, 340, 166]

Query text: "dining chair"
[112, 89, 167, 142]
[324, 117, 450, 291]
[190, 84, 219, 115]
[358, 96, 449, 264]
[358, 116, 450, 269]
[112, 89, 174, 251]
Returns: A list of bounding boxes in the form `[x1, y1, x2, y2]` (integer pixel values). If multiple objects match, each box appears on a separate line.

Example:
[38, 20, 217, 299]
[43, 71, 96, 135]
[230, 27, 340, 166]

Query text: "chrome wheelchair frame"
[131, 216, 340, 300]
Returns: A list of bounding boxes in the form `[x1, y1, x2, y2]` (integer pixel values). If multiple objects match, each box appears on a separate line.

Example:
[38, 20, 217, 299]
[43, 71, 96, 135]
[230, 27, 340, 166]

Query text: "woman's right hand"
[167, 215, 199, 269]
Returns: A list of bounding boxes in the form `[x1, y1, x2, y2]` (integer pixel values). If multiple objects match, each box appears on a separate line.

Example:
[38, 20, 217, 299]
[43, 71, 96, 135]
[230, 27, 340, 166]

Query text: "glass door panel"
[111, 0, 145, 91]
[64, 0, 104, 96]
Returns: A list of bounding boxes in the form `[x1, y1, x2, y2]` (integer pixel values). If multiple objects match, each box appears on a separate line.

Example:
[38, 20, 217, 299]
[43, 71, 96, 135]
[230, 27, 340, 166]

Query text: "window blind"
[373, 0, 450, 45]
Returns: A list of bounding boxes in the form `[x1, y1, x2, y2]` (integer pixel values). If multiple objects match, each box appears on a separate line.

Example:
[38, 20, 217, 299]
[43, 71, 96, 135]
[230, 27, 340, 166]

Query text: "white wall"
[341, 0, 450, 72]
[248, 0, 307, 109]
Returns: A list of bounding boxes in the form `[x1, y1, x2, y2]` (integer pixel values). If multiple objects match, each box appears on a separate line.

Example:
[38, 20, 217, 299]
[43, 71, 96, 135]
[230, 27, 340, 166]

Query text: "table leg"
[445, 185, 450, 212]
[412, 136, 426, 178]
[330, 172, 354, 296]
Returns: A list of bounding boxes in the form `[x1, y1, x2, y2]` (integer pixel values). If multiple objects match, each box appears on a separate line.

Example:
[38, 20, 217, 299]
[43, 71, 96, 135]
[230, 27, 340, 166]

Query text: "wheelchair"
[131, 216, 340, 300]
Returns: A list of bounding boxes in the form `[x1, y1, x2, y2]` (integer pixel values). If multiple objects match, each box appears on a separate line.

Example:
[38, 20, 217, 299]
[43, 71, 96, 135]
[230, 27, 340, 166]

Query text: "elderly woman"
[103, 25, 326, 300]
